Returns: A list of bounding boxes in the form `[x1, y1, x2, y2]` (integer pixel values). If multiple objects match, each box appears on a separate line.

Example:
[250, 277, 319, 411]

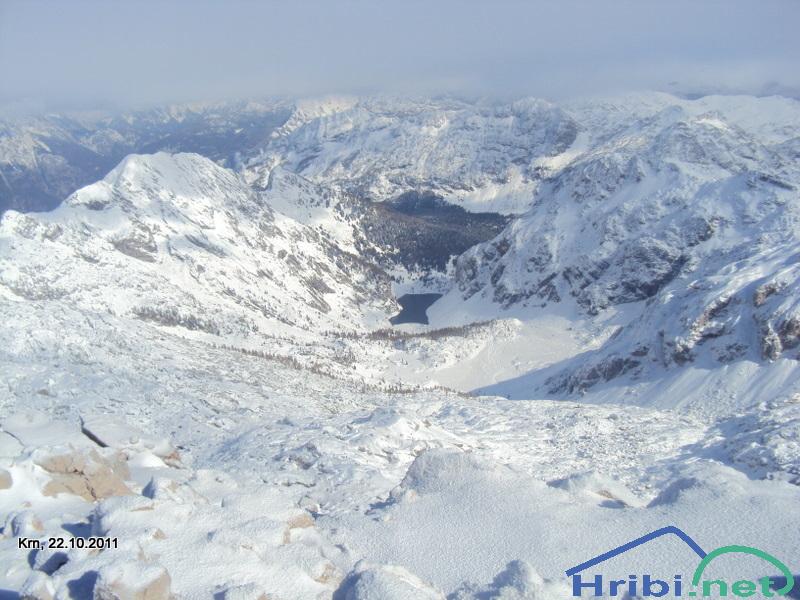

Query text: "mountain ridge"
[0, 152, 395, 338]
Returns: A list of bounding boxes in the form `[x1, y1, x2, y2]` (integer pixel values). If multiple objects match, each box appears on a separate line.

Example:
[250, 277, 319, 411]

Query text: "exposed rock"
[547, 355, 640, 394]
[286, 512, 315, 530]
[313, 562, 341, 586]
[761, 321, 783, 361]
[283, 511, 315, 543]
[111, 221, 159, 262]
[36, 448, 131, 502]
[779, 316, 800, 350]
[93, 561, 172, 600]
[754, 281, 782, 307]
[714, 342, 748, 363]
[0, 468, 12, 489]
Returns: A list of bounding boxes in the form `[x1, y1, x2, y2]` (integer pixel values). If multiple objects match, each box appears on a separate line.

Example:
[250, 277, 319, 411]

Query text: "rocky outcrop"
[35, 448, 131, 502]
[0, 152, 396, 336]
[93, 562, 172, 600]
[0, 468, 11, 490]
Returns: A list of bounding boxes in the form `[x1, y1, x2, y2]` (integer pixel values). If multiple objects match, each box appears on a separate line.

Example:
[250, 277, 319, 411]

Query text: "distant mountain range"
[2, 92, 800, 409]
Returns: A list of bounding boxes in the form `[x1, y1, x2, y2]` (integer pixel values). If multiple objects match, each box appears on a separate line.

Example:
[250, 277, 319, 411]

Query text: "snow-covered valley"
[1, 92, 800, 599]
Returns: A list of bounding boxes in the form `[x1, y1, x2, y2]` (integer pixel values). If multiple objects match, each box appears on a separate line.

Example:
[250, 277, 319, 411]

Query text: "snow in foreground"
[1, 306, 799, 598]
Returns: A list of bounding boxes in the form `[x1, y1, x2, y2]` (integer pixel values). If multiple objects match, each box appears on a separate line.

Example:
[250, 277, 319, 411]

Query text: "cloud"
[1, 0, 798, 110]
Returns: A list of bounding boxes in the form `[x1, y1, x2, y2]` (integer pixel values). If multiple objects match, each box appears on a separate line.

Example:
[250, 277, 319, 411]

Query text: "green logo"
[567, 526, 796, 597]
[691, 545, 795, 597]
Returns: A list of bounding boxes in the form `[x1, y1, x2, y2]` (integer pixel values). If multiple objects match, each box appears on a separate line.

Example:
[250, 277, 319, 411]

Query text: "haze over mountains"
[1, 91, 799, 598]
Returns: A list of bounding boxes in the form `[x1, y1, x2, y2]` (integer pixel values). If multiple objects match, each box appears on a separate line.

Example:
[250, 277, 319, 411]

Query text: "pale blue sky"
[1, 0, 798, 110]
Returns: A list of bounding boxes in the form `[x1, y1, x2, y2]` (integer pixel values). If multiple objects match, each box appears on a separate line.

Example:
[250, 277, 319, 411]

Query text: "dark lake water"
[390, 293, 443, 325]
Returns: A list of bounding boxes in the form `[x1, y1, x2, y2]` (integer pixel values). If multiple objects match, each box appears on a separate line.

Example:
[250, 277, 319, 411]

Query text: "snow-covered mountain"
[244, 96, 579, 213]
[0, 100, 292, 213]
[1, 92, 800, 599]
[2, 96, 581, 216]
[3, 93, 800, 404]
[250, 165, 508, 277]
[0, 152, 394, 338]
[4, 93, 800, 403]
[451, 93, 800, 399]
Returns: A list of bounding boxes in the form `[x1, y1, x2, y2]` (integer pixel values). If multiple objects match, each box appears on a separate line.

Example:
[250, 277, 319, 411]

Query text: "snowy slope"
[255, 166, 360, 253]
[2, 298, 799, 597]
[0, 152, 394, 338]
[2, 298, 798, 597]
